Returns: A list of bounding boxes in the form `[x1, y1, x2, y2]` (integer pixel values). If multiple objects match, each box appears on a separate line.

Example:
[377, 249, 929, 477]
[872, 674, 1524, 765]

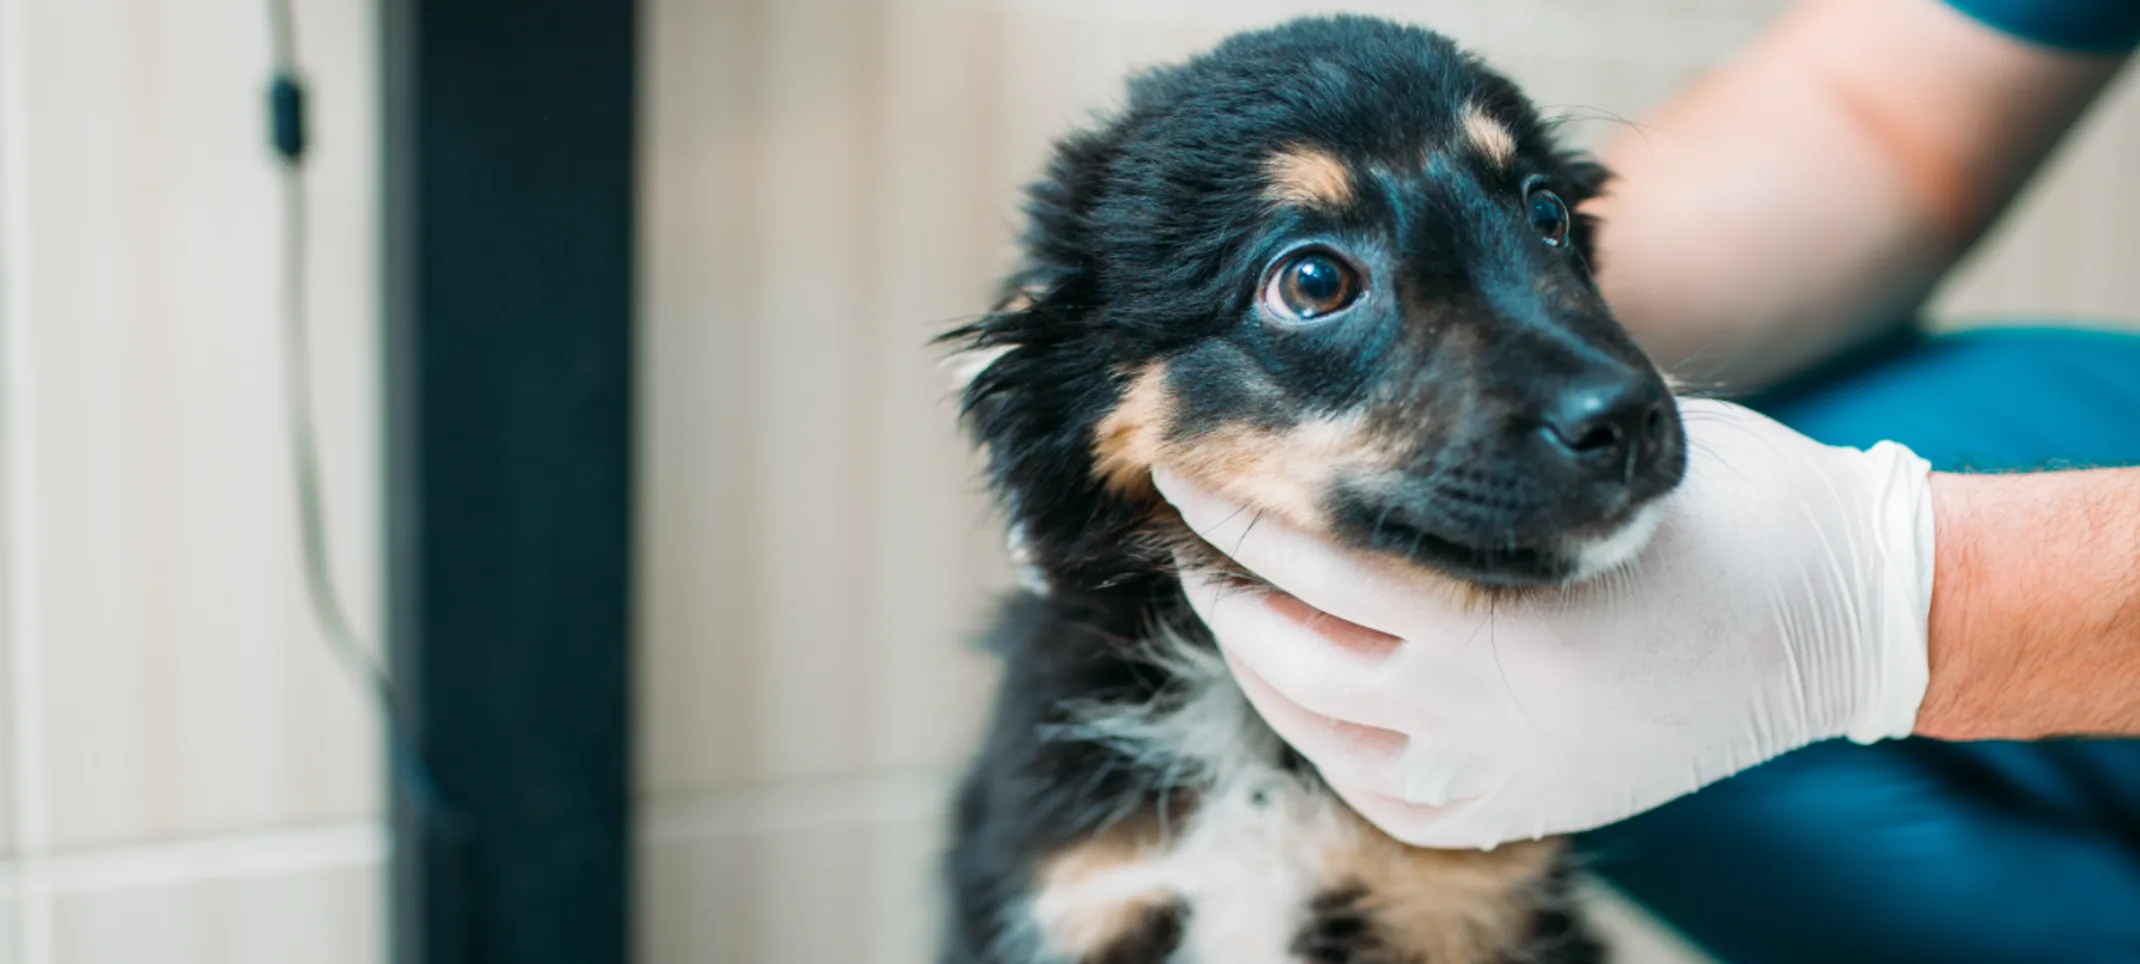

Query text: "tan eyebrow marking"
[1261, 146, 1355, 209]
[1461, 101, 1517, 167]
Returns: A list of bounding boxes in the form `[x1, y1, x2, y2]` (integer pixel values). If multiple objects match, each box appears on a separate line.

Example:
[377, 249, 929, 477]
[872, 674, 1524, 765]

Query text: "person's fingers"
[1180, 568, 1405, 730]
[1262, 589, 1403, 662]
[1320, 778, 1456, 849]
[1222, 646, 1407, 792]
[1156, 469, 1462, 638]
[1325, 779, 1529, 850]
[1388, 736, 1512, 807]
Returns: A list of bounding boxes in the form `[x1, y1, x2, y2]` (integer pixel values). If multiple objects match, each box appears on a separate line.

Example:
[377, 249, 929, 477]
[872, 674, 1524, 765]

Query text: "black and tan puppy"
[940, 15, 1686, 963]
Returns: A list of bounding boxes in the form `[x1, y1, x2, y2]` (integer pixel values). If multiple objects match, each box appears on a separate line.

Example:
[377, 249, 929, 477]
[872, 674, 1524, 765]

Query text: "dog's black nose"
[1539, 377, 1673, 482]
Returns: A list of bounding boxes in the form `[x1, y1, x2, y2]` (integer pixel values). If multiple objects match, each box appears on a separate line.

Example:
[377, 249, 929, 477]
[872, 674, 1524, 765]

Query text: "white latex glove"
[1156, 397, 1936, 849]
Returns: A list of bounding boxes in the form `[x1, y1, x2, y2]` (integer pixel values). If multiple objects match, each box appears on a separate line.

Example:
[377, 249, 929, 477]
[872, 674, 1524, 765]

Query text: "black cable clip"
[269, 74, 306, 164]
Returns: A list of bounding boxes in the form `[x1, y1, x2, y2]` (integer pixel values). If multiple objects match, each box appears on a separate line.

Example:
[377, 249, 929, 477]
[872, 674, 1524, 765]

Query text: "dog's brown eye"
[1529, 189, 1571, 247]
[1263, 250, 1361, 322]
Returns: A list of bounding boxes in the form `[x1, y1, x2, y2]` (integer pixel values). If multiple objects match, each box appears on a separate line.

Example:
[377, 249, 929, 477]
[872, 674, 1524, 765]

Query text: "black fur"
[941, 15, 1671, 962]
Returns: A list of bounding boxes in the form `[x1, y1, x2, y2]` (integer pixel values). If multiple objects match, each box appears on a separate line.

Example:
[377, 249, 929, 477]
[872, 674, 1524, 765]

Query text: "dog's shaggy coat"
[940, 16, 1686, 963]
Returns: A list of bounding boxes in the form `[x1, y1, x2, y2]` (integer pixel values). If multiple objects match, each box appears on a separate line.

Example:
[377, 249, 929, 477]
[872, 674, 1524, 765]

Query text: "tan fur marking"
[1461, 102, 1517, 167]
[1091, 363, 1407, 535]
[1262, 147, 1354, 209]
[998, 285, 1043, 314]
[1091, 364, 1171, 497]
[1330, 811, 1562, 963]
[1030, 819, 1172, 958]
[1168, 411, 1396, 531]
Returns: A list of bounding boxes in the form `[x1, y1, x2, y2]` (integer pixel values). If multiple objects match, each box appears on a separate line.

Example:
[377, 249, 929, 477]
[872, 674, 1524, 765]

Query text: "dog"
[939, 15, 1687, 963]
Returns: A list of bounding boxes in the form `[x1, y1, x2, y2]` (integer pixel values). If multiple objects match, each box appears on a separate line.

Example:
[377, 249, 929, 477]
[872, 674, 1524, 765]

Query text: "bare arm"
[1918, 469, 2140, 740]
[1592, 0, 2129, 389]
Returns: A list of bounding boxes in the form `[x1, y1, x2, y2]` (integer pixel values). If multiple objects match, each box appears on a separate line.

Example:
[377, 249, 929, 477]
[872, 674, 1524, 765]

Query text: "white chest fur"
[1013, 627, 1559, 964]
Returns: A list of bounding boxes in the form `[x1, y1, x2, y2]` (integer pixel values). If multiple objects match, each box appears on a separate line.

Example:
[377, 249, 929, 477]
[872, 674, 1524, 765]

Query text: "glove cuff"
[1844, 441, 1936, 744]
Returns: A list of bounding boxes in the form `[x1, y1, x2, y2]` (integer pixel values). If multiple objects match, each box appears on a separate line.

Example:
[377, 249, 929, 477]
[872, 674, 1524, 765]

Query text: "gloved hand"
[1156, 397, 1937, 849]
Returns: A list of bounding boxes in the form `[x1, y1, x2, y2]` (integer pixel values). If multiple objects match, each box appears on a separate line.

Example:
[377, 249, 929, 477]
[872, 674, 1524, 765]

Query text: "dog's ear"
[934, 117, 1165, 598]
[940, 118, 1125, 437]
[1555, 152, 1612, 270]
[941, 285, 1040, 394]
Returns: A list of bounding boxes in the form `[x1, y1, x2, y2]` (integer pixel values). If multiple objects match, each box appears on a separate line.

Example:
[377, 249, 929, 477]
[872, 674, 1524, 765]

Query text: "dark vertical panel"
[383, 0, 637, 961]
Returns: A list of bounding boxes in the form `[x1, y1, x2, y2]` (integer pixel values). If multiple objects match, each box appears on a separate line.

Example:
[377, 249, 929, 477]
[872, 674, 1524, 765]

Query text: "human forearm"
[1918, 468, 2140, 740]
[1592, 0, 2127, 389]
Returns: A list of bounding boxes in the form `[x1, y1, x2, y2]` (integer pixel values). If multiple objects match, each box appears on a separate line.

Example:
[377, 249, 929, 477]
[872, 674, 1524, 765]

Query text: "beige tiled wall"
[635, 2, 2140, 961]
[0, 0, 385, 961]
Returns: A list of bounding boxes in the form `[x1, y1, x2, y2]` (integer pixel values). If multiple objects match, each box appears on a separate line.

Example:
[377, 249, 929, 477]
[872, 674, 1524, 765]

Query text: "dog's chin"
[1561, 500, 1667, 582]
[1346, 498, 1669, 590]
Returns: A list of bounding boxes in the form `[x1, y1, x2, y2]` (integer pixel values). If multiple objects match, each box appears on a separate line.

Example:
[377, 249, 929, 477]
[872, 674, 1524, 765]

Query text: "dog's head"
[949, 16, 1685, 602]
